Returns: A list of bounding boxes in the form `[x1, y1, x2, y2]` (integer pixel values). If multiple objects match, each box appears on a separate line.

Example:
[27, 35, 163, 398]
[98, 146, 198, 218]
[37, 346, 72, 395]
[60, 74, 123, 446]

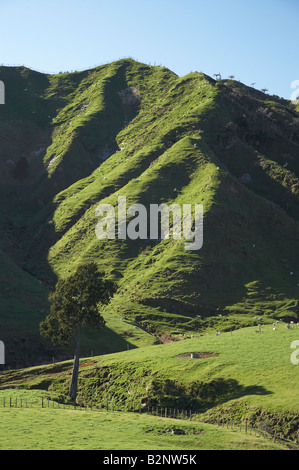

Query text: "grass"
[0, 404, 287, 450]
[1, 324, 299, 442]
[0, 58, 299, 368]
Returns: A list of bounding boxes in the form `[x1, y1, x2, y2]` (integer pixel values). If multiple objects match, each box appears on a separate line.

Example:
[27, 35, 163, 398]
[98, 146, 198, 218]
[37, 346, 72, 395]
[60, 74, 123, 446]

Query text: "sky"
[0, 0, 298, 99]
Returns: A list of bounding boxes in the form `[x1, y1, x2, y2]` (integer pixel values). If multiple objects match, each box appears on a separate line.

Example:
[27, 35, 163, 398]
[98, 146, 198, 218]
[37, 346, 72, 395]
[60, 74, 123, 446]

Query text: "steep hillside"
[0, 59, 298, 367]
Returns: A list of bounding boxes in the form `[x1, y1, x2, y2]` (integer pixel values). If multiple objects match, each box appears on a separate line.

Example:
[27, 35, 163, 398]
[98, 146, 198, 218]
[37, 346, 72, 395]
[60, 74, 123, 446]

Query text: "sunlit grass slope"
[0, 405, 287, 450]
[1, 324, 298, 440]
[0, 59, 298, 366]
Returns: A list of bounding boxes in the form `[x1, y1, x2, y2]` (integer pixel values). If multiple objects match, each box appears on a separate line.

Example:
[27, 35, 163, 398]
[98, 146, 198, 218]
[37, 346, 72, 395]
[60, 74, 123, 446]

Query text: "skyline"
[0, 0, 298, 99]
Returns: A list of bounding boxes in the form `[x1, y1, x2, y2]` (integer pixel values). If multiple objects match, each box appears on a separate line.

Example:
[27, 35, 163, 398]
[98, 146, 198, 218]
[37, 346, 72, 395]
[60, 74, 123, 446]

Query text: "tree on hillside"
[213, 73, 221, 80]
[40, 262, 116, 402]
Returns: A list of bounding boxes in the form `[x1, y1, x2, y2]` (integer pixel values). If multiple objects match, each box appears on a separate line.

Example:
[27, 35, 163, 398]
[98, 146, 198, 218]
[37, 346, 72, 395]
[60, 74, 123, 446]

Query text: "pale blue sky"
[0, 0, 298, 98]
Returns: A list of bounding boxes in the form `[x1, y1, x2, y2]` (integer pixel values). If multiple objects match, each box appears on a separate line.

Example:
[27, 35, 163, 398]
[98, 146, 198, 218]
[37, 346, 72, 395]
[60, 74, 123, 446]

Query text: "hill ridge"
[0, 59, 298, 367]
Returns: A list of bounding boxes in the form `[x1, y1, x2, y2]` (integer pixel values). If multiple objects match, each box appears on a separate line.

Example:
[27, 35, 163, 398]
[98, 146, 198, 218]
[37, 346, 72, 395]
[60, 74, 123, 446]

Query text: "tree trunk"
[69, 328, 81, 402]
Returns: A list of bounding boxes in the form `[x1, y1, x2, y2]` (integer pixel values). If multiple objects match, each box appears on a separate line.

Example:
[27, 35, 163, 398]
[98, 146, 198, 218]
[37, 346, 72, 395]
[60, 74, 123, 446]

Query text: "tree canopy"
[40, 262, 116, 346]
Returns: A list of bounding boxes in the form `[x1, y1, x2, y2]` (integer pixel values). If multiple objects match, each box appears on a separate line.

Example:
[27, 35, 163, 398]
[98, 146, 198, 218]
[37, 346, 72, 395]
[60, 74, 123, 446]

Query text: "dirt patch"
[63, 362, 96, 374]
[175, 352, 220, 359]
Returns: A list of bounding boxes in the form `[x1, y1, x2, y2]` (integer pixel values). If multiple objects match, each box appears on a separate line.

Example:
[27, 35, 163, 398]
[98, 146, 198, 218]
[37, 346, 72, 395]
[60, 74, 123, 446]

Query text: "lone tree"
[40, 262, 116, 402]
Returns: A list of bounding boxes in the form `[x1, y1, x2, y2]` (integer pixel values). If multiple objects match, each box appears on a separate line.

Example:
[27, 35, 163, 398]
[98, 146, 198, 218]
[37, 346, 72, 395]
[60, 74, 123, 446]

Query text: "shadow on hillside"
[79, 326, 138, 358]
[212, 377, 272, 403]
[2, 61, 146, 370]
[146, 376, 272, 411]
[2, 326, 138, 371]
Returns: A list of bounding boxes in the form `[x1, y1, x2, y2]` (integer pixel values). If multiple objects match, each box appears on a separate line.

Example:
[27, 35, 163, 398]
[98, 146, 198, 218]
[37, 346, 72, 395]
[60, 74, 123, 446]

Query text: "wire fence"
[1, 395, 297, 449]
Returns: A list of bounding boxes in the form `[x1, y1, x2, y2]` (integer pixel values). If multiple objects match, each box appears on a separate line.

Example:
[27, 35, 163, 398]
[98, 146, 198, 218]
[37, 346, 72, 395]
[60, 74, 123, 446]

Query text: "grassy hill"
[0, 59, 298, 367]
[1, 323, 298, 445]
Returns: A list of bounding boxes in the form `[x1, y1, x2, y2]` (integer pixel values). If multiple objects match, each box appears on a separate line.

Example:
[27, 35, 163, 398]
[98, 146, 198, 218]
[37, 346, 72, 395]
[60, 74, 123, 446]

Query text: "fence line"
[0, 395, 297, 448]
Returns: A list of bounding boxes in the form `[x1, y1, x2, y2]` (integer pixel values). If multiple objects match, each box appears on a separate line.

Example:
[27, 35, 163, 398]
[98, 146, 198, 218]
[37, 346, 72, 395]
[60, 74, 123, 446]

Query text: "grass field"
[1, 323, 299, 447]
[0, 402, 287, 450]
